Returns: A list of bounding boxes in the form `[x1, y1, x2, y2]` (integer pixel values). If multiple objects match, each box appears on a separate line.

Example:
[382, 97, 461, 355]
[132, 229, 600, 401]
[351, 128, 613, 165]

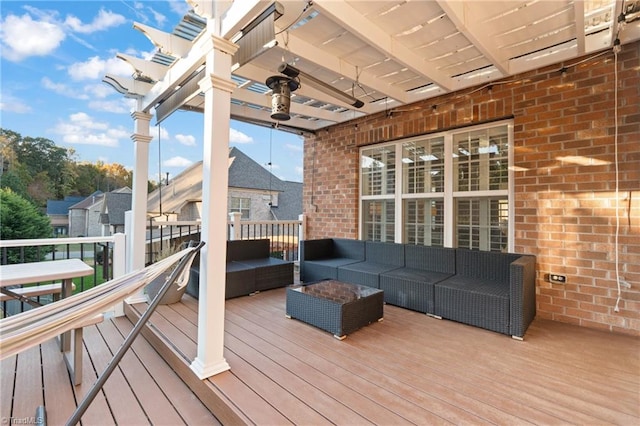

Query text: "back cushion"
[227, 239, 270, 261]
[365, 241, 404, 266]
[405, 245, 455, 274]
[333, 239, 365, 260]
[456, 249, 519, 282]
[302, 239, 333, 260]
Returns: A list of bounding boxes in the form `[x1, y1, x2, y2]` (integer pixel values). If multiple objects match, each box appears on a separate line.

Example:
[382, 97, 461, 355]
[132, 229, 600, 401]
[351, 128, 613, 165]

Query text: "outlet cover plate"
[550, 274, 567, 284]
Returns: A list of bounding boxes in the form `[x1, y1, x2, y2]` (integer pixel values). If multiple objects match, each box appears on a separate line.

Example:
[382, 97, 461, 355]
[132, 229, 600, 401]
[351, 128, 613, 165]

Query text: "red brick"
[305, 43, 640, 336]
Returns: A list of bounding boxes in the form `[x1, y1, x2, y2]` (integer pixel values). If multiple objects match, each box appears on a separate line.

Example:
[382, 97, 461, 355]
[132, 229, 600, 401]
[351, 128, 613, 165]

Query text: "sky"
[0, 0, 304, 183]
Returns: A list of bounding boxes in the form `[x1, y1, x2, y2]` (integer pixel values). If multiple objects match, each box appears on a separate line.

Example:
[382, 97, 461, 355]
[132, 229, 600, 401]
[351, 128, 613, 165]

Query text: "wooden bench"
[0, 282, 76, 302]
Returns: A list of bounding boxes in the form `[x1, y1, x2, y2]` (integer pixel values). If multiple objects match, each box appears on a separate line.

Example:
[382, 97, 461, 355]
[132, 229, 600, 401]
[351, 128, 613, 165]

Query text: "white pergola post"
[126, 106, 153, 303]
[190, 30, 238, 379]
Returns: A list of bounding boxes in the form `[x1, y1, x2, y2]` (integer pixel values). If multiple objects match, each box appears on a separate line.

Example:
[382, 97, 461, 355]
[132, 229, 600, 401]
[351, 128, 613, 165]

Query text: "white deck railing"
[146, 213, 305, 264]
[1, 215, 305, 316]
[0, 235, 126, 316]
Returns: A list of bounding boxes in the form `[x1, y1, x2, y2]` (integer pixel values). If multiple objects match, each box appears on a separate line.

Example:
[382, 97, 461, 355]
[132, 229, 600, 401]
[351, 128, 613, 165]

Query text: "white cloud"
[51, 112, 128, 147]
[163, 156, 192, 168]
[295, 166, 304, 176]
[0, 93, 32, 113]
[175, 134, 196, 146]
[285, 143, 303, 152]
[0, 8, 125, 62]
[152, 126, 170, 141]
[88, 100, 130, 114]
[0, 13, 65, 61]
[147, 7, 167, 27]
[41, 77, 89, 100]
[84, 83, 114, 99]
[42, 78, 126, 104]
[68, 56, 133, 81]
[230, 128, 253, 144]
[168, 0, 191, 16]
[64, 9, 125, 34]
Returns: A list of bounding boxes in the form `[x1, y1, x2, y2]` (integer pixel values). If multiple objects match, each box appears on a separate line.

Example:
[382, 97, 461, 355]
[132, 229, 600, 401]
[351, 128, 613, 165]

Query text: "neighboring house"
[146, 147, 302, 222]
[68, 191, 103, 237]
[46, 196, 85, 236]
[68, 188, 131, 237]
[100, 189, 132, 235]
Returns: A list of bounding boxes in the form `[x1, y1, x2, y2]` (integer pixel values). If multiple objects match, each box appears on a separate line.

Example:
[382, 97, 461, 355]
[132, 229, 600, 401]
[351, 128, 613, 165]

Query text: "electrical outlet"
[549, 274, 567, 284]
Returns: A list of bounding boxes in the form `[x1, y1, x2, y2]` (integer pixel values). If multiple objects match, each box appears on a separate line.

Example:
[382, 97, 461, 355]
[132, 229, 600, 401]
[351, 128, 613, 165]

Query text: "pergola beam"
[273, 31, 410, 104]
[133, 22, 193, 57]
[436, 0, 509, 75]
[312, 0, 454, 91]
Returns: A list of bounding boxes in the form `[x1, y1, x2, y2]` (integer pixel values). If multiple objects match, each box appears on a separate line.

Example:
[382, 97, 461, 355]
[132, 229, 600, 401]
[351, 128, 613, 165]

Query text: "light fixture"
[277, 63, 365, 108]
[265, 75, 299, 121]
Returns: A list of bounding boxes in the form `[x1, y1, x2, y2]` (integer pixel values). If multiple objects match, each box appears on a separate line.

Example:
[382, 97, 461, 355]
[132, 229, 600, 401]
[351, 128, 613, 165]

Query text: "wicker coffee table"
[286, 280, 384, 339]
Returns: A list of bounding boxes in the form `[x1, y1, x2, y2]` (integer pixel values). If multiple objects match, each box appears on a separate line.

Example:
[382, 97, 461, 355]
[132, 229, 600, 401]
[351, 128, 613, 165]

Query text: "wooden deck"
[128, 288, 639, 425]
[2, 286, 639, 425]
[0, 315, 220, 425]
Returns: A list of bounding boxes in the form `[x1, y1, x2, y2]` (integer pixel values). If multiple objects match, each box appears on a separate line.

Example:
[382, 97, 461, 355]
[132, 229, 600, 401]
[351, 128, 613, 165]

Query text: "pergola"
[104, 0, 640, 379]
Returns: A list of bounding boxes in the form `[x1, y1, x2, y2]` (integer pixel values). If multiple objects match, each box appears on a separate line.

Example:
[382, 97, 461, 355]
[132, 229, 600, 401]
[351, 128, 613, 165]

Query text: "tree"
[0, 188, 53, 262]
[1, 128, 73, 206]
[1, 128, 158, 203]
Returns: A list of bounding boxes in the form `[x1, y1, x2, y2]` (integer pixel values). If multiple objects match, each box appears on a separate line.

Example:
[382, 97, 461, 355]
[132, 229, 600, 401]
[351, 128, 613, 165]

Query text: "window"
[402, 137, 444, 194]
[404, 198, 444, 246]
[455, 198, 508, 251]
[453, 127, 508, 192]
[362, 200, 395, 242]
[361, 146, 395, 196]
[229, 197, 251, 219]
[361, 145, 396, 242]
[359, 121, 512, 252]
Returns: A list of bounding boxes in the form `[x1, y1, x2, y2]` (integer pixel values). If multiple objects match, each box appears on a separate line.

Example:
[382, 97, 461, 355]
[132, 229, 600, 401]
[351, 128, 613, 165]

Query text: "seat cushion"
[233, 258, 293, 291]
[378, 268, 452, 313]
[338, 261, 401, 288]
[302, 258, 362, 282]
[434, 276, 510, 335]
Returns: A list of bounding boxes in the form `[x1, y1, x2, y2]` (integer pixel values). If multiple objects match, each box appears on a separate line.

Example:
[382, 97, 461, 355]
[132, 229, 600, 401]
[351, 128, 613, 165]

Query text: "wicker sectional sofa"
[300, 238, 536, 339]
[187, 239, 294, 300]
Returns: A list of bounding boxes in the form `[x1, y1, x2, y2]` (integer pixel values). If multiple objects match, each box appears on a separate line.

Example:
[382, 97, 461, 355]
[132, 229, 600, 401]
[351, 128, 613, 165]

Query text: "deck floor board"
[12, 345, 43, 421]
[3, 284, 639, 426]
[110, 316, 220, 425]
[1, 316, 219, 424]
[216, 289, 639, 425]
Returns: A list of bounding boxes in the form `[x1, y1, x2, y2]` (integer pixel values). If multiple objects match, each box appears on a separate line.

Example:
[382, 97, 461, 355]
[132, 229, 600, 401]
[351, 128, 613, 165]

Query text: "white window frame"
[359, 119, 514, 252]
[229, 197, 251, 220]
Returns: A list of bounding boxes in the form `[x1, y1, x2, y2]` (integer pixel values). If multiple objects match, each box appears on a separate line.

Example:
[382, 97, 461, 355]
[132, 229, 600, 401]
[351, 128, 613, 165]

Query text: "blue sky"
[0, 0, 304, 183]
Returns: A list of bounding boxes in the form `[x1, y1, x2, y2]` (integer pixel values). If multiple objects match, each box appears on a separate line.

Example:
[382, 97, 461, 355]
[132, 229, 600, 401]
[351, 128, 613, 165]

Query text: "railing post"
[229, 212, 241, 241]
[298, 214, 305, 263]
[124, 211, 132, 273]
[110, 233, 127, 317]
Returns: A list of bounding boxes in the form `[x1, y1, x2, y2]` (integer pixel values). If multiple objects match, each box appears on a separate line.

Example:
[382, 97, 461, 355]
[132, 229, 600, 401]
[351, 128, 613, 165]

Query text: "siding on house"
[68, 191, 103, 237]
[46, 196, 84, 235]
[303, 42, 640, 335]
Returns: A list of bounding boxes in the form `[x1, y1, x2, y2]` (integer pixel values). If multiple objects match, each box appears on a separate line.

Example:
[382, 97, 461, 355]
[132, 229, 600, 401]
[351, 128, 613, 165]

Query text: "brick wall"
[302, 42, 639, 335]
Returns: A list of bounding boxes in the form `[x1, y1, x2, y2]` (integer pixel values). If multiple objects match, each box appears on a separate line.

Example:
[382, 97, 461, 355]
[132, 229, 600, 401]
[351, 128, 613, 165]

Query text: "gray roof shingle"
[46, 196, 85, 215]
